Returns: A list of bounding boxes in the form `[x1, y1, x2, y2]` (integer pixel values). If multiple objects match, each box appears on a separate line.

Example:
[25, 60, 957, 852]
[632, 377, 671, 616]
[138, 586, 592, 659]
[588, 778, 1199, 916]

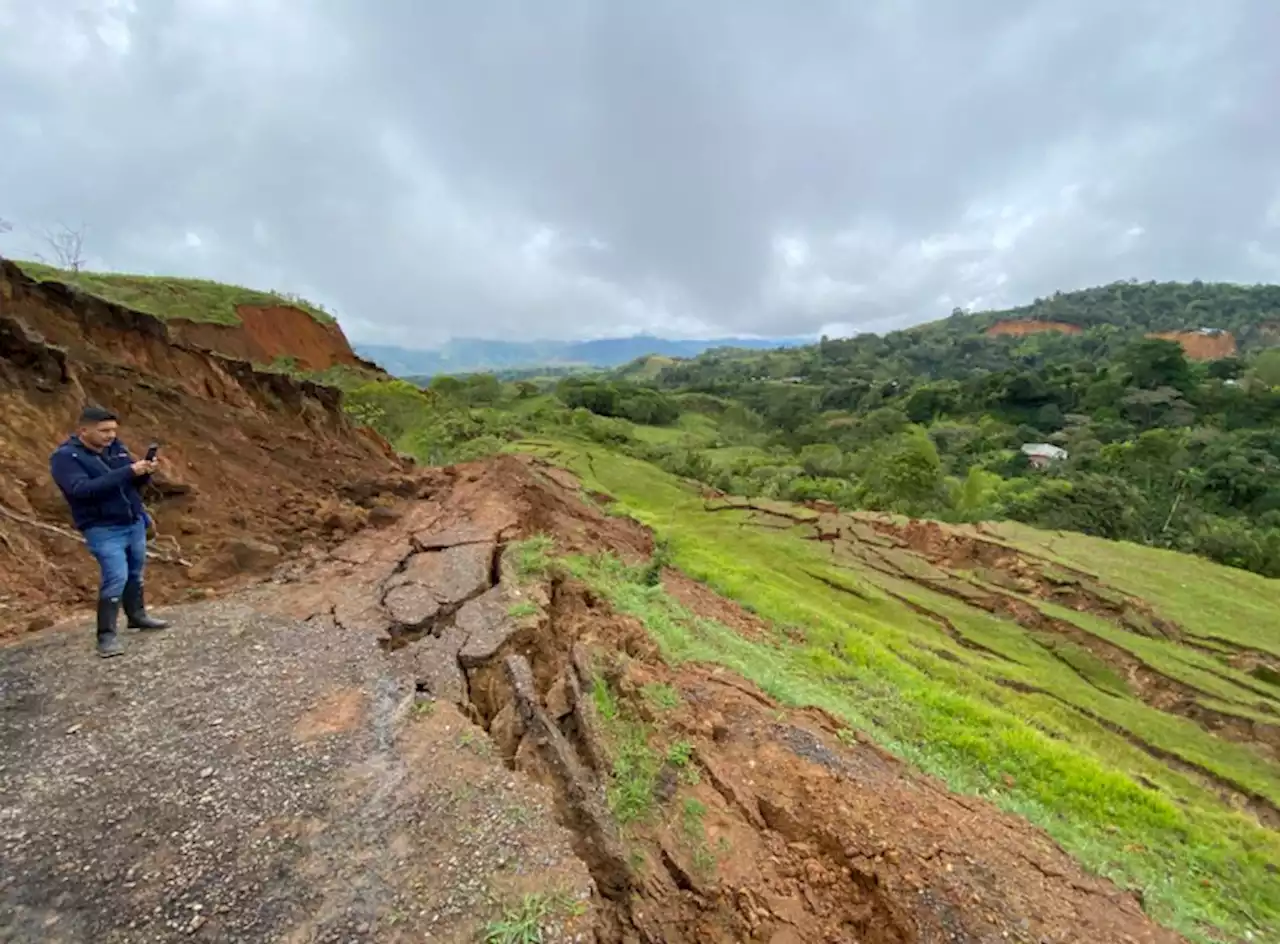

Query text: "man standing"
[49, 405, 170, 657]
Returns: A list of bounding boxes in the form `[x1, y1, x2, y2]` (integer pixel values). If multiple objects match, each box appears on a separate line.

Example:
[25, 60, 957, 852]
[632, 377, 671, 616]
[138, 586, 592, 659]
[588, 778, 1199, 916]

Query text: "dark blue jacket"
[49, 437, 151, 532]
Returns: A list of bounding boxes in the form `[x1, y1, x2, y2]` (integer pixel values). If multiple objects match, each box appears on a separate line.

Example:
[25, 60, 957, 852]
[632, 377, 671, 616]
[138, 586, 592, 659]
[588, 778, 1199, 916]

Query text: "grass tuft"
[506, 535, 556, 582]
[483, 890, 585, 944]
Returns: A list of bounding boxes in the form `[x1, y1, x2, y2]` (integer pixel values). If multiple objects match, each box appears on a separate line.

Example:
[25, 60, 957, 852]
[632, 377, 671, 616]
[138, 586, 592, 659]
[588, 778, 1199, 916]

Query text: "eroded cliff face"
[0, 259, 409, 638]
[984, 319, 1083, 337]
[169, 303, 379, 372]
[1147, 330, 1238, 361]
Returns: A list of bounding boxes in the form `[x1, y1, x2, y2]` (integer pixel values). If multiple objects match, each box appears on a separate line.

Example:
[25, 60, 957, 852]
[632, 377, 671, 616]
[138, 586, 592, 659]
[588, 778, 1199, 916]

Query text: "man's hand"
[130, 459, 158, 476]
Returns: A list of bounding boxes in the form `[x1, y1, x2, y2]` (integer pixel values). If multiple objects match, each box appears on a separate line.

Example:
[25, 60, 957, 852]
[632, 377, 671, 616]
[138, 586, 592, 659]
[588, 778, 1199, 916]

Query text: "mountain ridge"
[355, 333, 813, 377]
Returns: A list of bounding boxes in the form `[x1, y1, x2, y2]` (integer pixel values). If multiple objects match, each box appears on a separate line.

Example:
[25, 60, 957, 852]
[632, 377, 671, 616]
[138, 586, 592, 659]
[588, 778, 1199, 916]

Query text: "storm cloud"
[1, 0, 1277, 345]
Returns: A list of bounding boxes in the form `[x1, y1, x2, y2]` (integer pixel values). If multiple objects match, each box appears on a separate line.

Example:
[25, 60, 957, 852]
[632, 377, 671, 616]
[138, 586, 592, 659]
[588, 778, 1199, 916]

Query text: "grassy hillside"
[333, 370, 1280, 943]
[521, 439, 1279, 944]
[13, 261, 335, 325]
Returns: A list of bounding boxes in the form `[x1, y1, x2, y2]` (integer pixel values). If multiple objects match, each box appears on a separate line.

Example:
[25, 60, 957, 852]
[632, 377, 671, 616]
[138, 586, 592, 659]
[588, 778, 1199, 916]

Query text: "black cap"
[78, 405, 118, 425]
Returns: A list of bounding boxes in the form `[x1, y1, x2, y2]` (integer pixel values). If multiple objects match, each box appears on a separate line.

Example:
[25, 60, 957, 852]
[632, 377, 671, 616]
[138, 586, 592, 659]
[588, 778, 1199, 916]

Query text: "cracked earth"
[2, 456, 1187, 943]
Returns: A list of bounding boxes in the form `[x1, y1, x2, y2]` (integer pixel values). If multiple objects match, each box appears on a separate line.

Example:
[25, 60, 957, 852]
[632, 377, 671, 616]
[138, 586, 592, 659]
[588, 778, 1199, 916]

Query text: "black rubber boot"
[97, 597, 125, 658]
[123, 580, 169, 631]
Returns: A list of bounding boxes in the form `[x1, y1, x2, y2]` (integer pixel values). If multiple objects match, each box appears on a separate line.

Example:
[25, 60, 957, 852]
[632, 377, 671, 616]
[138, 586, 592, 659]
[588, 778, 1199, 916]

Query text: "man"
[49, 405, 170, 657]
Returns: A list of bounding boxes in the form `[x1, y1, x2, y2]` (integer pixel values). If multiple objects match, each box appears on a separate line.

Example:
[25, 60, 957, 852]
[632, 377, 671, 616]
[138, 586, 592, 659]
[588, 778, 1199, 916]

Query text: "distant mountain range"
[355, 334, 812, 377]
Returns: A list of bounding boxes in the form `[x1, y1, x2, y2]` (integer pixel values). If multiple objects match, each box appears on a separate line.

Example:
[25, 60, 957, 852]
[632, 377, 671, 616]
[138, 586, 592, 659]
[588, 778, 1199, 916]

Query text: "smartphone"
[145, 443, 160, 461]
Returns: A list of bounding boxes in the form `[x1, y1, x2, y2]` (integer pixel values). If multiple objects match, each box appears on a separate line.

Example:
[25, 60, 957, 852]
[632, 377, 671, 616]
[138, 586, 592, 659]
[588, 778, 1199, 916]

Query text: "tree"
[1119, 387, 1195, 429]
[1253, 349, 1280, 388]
[1004, 475, 1141, 541]
[798, 443, 844, 478]
[41, 223, 88, 272]
[1123, 338, 1193, 393]
[856, 426, 946, 516]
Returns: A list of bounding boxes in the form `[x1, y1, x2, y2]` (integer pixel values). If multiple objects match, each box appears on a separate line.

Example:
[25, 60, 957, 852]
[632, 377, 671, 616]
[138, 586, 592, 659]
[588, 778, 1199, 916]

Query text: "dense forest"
[347, 280, 1280, 578]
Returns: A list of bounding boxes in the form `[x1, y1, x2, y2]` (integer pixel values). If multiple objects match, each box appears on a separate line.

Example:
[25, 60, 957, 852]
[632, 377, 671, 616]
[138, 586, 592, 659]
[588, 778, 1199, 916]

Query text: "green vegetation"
[590, 675, 663, 823]
[327, 278, 1280, 942]
[15, 260, 336, 324]
[642, 682, 682, 711]
[505, 535, 556, 582]
[483, 890, 585, 944]
[507, 600, 540, 619]
[640, 331, 1280, 576]
[520, 448, 1280, 944]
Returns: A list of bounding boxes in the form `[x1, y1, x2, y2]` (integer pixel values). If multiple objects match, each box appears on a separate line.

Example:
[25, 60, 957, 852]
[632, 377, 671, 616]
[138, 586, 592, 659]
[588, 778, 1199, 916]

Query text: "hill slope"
[334, 368, 1280, 942]
[0, 258, 408, 636]
[2, 454, 1195, 943]
[581, 283, 1280, 581]
[513, 437, 1280, 942]
[961, 279, 1280, 349]
[5, 260, 1279, 941]
[13, 261, 379, 373]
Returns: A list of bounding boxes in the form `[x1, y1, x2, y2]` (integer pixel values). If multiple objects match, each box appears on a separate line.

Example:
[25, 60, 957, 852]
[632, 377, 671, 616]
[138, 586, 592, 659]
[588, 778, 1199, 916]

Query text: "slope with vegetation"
[7, 261, 1279, 941]
[614, 282, 1280, 578]
[13, 260, 378, 373]
[328, 277, 1280, 943]
[331, 367, 1280, 941]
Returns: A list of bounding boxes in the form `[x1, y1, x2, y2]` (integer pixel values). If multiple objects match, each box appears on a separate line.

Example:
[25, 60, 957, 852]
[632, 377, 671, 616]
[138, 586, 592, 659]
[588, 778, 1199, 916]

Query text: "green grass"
[523, 436, 1280, 944]
[703, 445, 773, 468]
[483, 891, 585, 944]
[641, 682, 682, 711]
[991, 522, 1280, 658]
[627, 412, 719, 448]
[15, 260, 336, 325]
[506, 535, 556, 581]
[507, 600, 540, 619]
[590, 676, 662, 823]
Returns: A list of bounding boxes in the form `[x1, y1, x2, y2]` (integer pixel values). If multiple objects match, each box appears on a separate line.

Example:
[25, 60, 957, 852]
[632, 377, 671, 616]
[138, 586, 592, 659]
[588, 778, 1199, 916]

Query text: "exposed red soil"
[1146, 330, 1238, 361]
[985, 320, 1083, 338]
[661, 571, 772, 643]
[0, 258, 408, 639]
[264, 456, 1186, 944]
[170, 303, 375, 371]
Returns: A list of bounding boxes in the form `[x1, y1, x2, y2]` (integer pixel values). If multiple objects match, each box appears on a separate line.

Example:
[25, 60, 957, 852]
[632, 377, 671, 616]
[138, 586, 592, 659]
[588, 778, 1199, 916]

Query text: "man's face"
[79, 420, 118, 451]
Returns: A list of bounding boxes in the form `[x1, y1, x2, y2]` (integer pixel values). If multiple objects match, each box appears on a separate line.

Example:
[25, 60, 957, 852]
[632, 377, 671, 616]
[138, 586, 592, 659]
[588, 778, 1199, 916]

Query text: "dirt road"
[0, 593, 592, 943]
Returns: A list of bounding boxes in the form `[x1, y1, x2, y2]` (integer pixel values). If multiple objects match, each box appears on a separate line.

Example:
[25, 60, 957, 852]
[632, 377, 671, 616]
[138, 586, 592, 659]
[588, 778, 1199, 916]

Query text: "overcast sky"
[1, 1, 1277, 347]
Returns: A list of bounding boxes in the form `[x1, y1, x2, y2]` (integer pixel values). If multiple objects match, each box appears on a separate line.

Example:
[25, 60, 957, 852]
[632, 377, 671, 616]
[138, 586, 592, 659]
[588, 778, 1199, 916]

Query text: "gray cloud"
[1, 0, 1277, 345]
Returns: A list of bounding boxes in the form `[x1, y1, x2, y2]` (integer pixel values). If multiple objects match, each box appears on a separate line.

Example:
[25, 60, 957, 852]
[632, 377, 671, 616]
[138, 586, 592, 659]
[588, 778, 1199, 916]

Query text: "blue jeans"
[84, 520, 148, 600]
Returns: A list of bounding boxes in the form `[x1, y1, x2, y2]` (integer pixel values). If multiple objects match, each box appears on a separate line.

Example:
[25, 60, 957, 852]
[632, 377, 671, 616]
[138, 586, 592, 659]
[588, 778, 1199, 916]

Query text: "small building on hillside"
[1021, 442, 1069, 469]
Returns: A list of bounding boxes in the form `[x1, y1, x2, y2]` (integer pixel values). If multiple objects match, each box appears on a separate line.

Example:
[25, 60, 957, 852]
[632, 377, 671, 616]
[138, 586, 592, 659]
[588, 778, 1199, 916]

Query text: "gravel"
[0, 594, 593, 943]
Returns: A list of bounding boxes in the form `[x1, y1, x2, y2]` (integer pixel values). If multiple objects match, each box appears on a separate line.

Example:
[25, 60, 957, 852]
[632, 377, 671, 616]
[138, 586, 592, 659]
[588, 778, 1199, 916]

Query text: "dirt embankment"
[264, 456, 1185, 944]
[170, 303, 377, 372]
[985, 320, 1083, 338]
[0, 258, 407, 638]
[1147, 330, 1238, 361]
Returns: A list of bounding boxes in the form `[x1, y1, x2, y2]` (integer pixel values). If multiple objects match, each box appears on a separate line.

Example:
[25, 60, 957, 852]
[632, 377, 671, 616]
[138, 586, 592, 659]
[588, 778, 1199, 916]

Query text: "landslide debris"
[268, 455, 1186, 944]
